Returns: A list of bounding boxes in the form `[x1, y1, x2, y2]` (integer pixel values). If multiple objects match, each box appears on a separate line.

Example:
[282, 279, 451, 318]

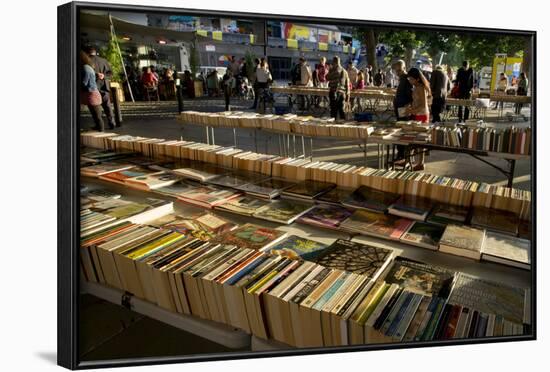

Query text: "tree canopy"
[353, 27, 529, 71]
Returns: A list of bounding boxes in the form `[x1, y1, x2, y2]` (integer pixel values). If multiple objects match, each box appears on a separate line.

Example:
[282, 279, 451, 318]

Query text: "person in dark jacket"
[455, 60, 474, 122]
[430, 65, 449, 123]
[85, 45, 117, 129]
[392, 59, 413, 162]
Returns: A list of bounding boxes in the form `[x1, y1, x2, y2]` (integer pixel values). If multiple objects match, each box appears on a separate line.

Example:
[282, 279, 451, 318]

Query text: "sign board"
[205, 44, 216, 52]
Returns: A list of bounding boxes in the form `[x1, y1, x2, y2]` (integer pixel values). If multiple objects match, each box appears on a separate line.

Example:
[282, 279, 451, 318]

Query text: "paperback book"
[252, 199, 315, 225]
[297, 204, 353, 230]
[314, 239, 394, 279]
[340, 209, 414, 240]
[210, 223, 288, 251]
[263, 235, 329, 260]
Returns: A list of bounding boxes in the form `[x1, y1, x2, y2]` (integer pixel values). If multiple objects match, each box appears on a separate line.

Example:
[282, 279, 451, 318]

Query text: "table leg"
[508, 159, 516, 188]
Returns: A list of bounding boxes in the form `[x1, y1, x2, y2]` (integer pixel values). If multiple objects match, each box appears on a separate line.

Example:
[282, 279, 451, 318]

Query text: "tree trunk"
[405, 47, 414, 70]
[522, 36, 532, 82]
[366, 30, 378, 70]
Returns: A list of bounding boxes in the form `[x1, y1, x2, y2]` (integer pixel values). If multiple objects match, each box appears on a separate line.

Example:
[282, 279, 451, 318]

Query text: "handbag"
[81, 90, 102, 106]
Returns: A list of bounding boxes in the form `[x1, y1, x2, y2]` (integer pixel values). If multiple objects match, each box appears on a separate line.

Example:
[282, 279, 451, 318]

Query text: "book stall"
[77, 130, 532, 350]
[178, 111, 531, 186]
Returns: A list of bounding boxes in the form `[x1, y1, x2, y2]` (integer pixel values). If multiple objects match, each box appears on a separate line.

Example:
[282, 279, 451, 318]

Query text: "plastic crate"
[275, 106, 290, 115]
[354, 112, 374, 122]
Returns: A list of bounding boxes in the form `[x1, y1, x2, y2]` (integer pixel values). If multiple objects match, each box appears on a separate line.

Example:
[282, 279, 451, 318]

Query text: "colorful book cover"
[314, 239, 394, 279]
[214, 196, 269, 216]
[211, 223, 287, 251]
[264, 235, 329, 261]
[297, 204, 353, 229]
[252, 199, 315, 224]
[384, 257, 456, 298]
[343, 185, 400, 213]
[400, 221, 446, 249]
[99, 167, 159, 184]
[81, 162, 134, 177]
[340, 209, 413, 239]
[178, 185, 242, 208]
[388, 195, 434, 220]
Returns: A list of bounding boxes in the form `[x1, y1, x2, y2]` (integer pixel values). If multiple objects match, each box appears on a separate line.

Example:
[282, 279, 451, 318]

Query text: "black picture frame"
[58, 1, 536, 369]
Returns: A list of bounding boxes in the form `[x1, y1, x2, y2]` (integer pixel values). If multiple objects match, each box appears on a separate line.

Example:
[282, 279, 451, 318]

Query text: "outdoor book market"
[76, 6, 533, 362]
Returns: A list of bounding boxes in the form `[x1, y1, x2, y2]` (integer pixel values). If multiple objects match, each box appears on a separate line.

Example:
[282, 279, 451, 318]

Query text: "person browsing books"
[80, 51, 104, 131]
[406, 67, 432, 171]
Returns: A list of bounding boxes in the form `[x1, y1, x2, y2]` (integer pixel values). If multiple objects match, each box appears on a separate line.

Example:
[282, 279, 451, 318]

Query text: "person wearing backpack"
[327, 56, 350, 120]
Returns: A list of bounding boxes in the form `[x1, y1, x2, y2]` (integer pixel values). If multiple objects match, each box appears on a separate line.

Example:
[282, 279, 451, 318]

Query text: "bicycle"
[256, 86, 274, 114]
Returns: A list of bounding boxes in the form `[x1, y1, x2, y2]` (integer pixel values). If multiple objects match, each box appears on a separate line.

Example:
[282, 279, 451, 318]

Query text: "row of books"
[80, 192, 530, 347]
[80, 154, 531, 270]
[178, 111, 375, 139]
[271, 85, 395, 100]
[430, 125, 532, 155]
[80, 132, 532, 220]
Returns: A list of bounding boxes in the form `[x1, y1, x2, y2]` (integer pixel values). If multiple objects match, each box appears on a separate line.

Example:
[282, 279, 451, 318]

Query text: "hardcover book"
[384, 257, 456, 298]
[297, 204, 353, 230]
[400, 221, 446, 250]
[126, 172, 183, 191]
[340, 209, 414, 240]
[252, 199, 315, 225]
[282, 180, 336, 200]
[177, 185, 242, 209]
[99, 167, 161, 185]
[481, 231, 531, 270]
[236, 177, 297, 199]
[316, 187, 354, 205]
[388, 195, 434, 221]
[343, 185, 400, 213]
[210, 223, 288, 251]
[439, 225, 486, 260]
[80, 162, 134, 177]
[214, 196, 270, 216]
[471, 207, 520, 236]
[263, 235, 329, 260]
[208, 172, 266, 189]
[426, 203, 470, 226]
[314, 239, 394, 279]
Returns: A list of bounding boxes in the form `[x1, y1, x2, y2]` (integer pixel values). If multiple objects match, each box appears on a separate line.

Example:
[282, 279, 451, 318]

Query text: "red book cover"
[442, 305, 463, 339]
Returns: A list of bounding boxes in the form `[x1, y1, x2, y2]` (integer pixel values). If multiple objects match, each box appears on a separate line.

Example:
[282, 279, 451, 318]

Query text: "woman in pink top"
[406, 67, 432, 170]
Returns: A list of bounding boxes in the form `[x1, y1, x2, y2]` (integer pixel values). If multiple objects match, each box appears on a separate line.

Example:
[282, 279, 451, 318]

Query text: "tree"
[378, 30, 421, 69]
[100, 35, 124, 82]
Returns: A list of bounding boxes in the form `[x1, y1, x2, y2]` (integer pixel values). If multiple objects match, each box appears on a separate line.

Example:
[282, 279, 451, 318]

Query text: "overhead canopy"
[80, 12, 210, 43]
